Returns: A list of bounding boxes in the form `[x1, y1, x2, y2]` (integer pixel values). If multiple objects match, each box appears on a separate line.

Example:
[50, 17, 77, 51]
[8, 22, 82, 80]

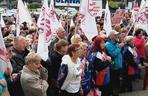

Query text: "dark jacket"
[10, 48, 29, 73]
[49, 50, 63, 80]
[8, 48, 29, 96]
[48, 36, 59, 56]
[123, 44, 140, 76]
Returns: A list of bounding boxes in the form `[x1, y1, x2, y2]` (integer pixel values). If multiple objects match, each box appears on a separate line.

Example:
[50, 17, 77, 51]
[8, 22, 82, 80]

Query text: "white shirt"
[61, 55, 82, 93]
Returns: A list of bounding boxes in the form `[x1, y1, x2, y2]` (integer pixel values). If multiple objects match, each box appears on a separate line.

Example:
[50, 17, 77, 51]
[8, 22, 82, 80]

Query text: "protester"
[48, 27, 66, 55]
[144, 40, 148, 90]
[1, 1, 148, 95]
[58, 44, 82, 96]
[8, 36, 29, 96]
[71, 34, 82, 44]
[90, 37, 111, 96]
[0, 40, 13, 96]
[79, 42, 93, 95]
[21, 52, 48, 96]
[133, 29, 145, 66]
[105, 30, 123, 96]
[47, 39, 68, 96]
[123, 36, 141, 92]
[11, 36, 29, 73]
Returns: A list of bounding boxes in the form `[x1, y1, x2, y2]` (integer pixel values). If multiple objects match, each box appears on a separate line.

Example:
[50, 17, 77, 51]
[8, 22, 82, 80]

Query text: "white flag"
[48, 0, 59, 34]
[16, 0, 32, 36]
[137, 0, 148, 34]
[1, 15, 5, 27]
[103, 1, 112, 36]
[37, 0, 52, 60]
[70, 18, 75, 27]
[0, 26, 12, 73]
[79, 0, 98, 41]
[131, 2, 139, 23]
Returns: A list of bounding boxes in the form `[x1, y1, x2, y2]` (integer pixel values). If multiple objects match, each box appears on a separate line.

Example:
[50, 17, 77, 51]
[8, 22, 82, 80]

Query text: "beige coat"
[20, 66, 48, 96]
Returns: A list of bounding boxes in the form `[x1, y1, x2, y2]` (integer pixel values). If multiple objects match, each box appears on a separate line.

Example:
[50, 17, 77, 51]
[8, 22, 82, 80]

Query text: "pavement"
[120, 66, 148, 96]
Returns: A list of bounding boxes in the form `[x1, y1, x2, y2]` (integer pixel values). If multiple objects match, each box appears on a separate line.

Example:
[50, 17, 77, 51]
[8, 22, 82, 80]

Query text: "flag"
[79, 0, 98, 41]
[0, 25, 12, 73]
[48, 0, 59, 34]
[70, 18, 75, 27]
[131, 2, 139, 23]
[37, 0, 52, 60]
[136, 0, 148, 34]
[16, 0, 32, 36]
[1, 14, 5, 27]
[24, 1, 27, 8]
[103, 1, 112, 36]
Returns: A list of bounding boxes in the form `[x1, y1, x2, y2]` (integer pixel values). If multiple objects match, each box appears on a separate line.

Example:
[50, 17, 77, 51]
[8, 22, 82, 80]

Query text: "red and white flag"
[79, 0, 98, 41]
[48, 0, 59, 34]
[37, 0, 52, 60]
[131, 2, 139, 23]
[0, 25, 12, 73]
[103, 1, 112, 36]
[136, 0, 148, 34]
[16, 0, 32, 36]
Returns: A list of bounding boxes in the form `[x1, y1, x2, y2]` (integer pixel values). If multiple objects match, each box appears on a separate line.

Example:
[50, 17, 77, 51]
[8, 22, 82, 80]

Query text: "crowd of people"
[0, 9, 148, 96]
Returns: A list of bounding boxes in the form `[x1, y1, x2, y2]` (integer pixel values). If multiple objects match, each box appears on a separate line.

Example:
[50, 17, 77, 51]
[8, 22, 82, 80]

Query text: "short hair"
[134, 29, 143, 36]
[14, 36, 26, 44]
[55, 39, 68, 51]
[79, 42, 88, 49]
[67, 44, 80, 57]
[25, 52, 42, 65]
[125, 36, 133, 43]
[71, 34, 81, 44]
[90, 37, 105, 53]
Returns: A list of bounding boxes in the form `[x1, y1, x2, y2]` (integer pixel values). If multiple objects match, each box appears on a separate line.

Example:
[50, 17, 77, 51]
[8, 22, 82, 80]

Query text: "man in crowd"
[8, 36, 29, 96]
[105, 30, 124, 96]
[48, 27, 66, 55]
[47, 39, 68, 96]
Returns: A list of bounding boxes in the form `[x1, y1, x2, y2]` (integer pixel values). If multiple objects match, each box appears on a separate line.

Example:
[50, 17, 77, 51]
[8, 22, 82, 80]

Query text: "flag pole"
[66, 3, 70, 37]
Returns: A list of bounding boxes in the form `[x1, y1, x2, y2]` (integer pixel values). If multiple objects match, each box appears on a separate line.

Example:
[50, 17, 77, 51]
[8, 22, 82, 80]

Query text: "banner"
[55, 0, 81, 6]
[80, 0, 98, 41]
[112, 9, 124, 25]
[88, 0, 102, 17]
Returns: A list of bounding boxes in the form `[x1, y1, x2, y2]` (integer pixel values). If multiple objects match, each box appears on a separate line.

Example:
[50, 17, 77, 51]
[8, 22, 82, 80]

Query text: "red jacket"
[134, 37, 145, 58]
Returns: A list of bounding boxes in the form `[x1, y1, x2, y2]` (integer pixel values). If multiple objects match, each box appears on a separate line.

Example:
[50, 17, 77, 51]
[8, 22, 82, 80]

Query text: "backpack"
[57, 64, 68, 89]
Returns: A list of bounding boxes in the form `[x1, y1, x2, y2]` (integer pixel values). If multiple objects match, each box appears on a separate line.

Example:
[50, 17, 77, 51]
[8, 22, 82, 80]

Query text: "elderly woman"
[20, 53, 48, 96]
[89, 37, 111, 96]
[123, 36, 141, 92]
[71, 34, 82, 44]
[58, 44, 82, 96]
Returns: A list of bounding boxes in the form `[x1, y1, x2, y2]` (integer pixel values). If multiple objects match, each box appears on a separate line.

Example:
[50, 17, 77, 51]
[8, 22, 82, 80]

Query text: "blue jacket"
[105, 40, 122, 70]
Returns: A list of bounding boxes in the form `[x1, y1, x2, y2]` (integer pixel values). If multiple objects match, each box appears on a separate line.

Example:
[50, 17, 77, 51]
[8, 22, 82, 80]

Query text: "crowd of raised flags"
[0, 0, 148, 96]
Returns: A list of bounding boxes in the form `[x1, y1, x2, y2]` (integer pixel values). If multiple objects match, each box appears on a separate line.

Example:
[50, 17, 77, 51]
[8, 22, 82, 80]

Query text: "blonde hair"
[25, 52, 42, 65]
[71, 34, 82, 44]
[79, 42, 88, 49]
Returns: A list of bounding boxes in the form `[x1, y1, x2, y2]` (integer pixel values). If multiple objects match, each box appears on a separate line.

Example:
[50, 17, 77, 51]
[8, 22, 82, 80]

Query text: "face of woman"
[73, 47, 81, 58]
[100, 40, 105, 50]
[129, 39, 134, 46]
[29, 62, 41, 72]
[138, 31, 143, 38]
